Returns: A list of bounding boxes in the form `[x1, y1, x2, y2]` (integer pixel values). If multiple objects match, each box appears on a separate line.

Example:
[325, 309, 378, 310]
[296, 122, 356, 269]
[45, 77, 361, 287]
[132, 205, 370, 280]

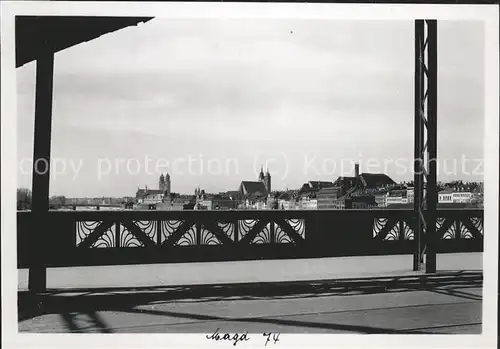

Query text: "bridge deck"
[18, 253, 483, 334]
[18, 253, 482, 290]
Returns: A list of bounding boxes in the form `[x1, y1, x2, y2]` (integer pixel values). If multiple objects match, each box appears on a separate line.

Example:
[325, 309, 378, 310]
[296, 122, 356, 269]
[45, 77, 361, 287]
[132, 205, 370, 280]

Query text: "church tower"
[258, 165, 271, 194]
[264, 168, 271, 194]
[258, 166, 265, 182]
[165, 173, 171, 194]
[159, 173, 165, 192]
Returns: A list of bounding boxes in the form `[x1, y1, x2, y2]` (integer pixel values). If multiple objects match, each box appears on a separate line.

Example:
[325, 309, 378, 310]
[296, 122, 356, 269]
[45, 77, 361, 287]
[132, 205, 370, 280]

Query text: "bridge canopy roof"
[16, 16, 153, 68]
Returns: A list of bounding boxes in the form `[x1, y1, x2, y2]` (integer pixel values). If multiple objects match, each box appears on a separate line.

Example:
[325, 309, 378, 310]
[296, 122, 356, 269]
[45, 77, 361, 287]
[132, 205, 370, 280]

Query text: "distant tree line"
[17, 188, 32, 210]
[17, 188, 69, 210]
[49, 195, 66, 209]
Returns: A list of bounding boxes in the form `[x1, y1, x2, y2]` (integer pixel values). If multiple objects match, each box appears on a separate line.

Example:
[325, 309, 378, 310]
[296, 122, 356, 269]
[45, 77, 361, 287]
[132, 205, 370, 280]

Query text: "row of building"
[235, 163, 398, 209]
[133, 165, 481, 211]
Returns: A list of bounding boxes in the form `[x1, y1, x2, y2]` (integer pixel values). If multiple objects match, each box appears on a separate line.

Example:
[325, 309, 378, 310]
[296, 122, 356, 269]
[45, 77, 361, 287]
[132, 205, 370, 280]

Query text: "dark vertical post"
[413, 20, 424, 271]
[270, 221, 276, 243]
[28, 53, 54, 293]
[426, 20, 438, 273]
[234, 219, 239, 243]
[455, 220, 461, 240]
[196, 221, 201, 245]
[156, 220, 162, 245]
[115, 221, 120, 248]
[398, 220, 405, 241]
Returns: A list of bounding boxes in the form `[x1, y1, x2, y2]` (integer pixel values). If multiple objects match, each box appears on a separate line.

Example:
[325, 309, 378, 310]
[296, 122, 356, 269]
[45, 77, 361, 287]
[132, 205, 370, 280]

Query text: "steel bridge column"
[413, 20, 424, 271]
[28, 52, 54, 292]
[413, 20, 438, 273]
[425, 20, 438, 273]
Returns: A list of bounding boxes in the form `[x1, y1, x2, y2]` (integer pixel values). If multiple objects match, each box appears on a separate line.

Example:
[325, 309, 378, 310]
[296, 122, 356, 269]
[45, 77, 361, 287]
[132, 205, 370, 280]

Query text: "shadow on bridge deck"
[18, 270, 482, 334]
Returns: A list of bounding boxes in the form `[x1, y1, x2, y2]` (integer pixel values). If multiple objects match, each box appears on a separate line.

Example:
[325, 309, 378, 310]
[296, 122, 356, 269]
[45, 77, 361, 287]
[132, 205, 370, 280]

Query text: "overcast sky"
[16, 19, 485, 197]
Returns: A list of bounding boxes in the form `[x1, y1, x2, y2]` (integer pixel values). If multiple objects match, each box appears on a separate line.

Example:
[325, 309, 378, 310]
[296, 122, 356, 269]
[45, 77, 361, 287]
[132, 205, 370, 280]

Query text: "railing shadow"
[19, 270, 483, 333]
[59, 311, 114, 333]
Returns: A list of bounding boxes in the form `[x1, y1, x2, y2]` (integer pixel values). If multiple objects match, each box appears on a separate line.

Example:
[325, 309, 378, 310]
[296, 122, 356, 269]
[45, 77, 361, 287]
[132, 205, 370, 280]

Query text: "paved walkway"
[18, 253, 482, 334]
[18, 253, 482, 290]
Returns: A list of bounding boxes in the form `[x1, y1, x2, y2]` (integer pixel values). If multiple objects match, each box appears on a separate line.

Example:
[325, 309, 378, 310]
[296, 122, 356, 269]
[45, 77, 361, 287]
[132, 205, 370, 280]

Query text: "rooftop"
[135, 189, 164, 199]
[240, 181, 268, 197]
[358, 173, 396, 189]
[308, 181, 335, 189]
[317, 186, 341, 194]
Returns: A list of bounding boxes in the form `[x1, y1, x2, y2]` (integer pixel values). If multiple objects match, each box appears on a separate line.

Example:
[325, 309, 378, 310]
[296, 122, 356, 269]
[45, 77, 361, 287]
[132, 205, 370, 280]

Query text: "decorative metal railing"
[17, 209, 483, 268]
[74, 217, 306, 248]
[372, 210, 483, 241]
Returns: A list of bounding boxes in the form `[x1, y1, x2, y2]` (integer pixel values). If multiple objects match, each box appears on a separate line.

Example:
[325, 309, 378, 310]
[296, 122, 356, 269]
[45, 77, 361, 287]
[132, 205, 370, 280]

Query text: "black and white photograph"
[1, 2, 498, 348]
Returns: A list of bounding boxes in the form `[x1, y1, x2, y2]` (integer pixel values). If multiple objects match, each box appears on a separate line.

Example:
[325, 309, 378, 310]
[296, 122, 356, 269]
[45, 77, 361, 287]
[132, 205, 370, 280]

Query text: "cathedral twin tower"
[158, 173, 171, 194]
[259, 166, 272, 194]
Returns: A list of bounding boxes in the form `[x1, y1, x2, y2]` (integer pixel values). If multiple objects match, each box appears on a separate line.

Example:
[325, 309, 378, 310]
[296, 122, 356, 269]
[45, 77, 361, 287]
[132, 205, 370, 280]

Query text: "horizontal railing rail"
[17, 209, 483, 268]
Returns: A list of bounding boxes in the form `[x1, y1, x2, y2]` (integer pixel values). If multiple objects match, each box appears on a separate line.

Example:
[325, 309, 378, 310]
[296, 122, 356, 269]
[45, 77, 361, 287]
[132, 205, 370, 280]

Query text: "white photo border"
[1, 1, 498, 349]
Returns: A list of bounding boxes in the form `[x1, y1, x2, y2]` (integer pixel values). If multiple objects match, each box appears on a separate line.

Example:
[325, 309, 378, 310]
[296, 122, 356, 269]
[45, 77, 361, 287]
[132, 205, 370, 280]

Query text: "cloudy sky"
[16, 19, 484, 197]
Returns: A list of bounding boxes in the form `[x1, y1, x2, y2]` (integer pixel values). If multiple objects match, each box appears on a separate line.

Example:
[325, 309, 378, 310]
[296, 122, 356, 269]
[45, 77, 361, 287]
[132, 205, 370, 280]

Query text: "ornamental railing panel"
[73, 216, 307, 248]
[17, 209, 483, 268]
[372, 209, 484, 241]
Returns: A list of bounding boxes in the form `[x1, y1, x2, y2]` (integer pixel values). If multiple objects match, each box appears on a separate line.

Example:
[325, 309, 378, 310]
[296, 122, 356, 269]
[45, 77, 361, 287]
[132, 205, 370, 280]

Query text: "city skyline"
[16, 19, 485, 197]
[18, 176, 485, 199]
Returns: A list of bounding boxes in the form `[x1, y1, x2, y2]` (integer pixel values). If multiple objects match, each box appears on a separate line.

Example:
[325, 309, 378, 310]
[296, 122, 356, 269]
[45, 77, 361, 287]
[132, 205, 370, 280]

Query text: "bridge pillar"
[413, 20, 438, 273]
[28, 52, 54, 292]
[425, 20, 438, 273]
